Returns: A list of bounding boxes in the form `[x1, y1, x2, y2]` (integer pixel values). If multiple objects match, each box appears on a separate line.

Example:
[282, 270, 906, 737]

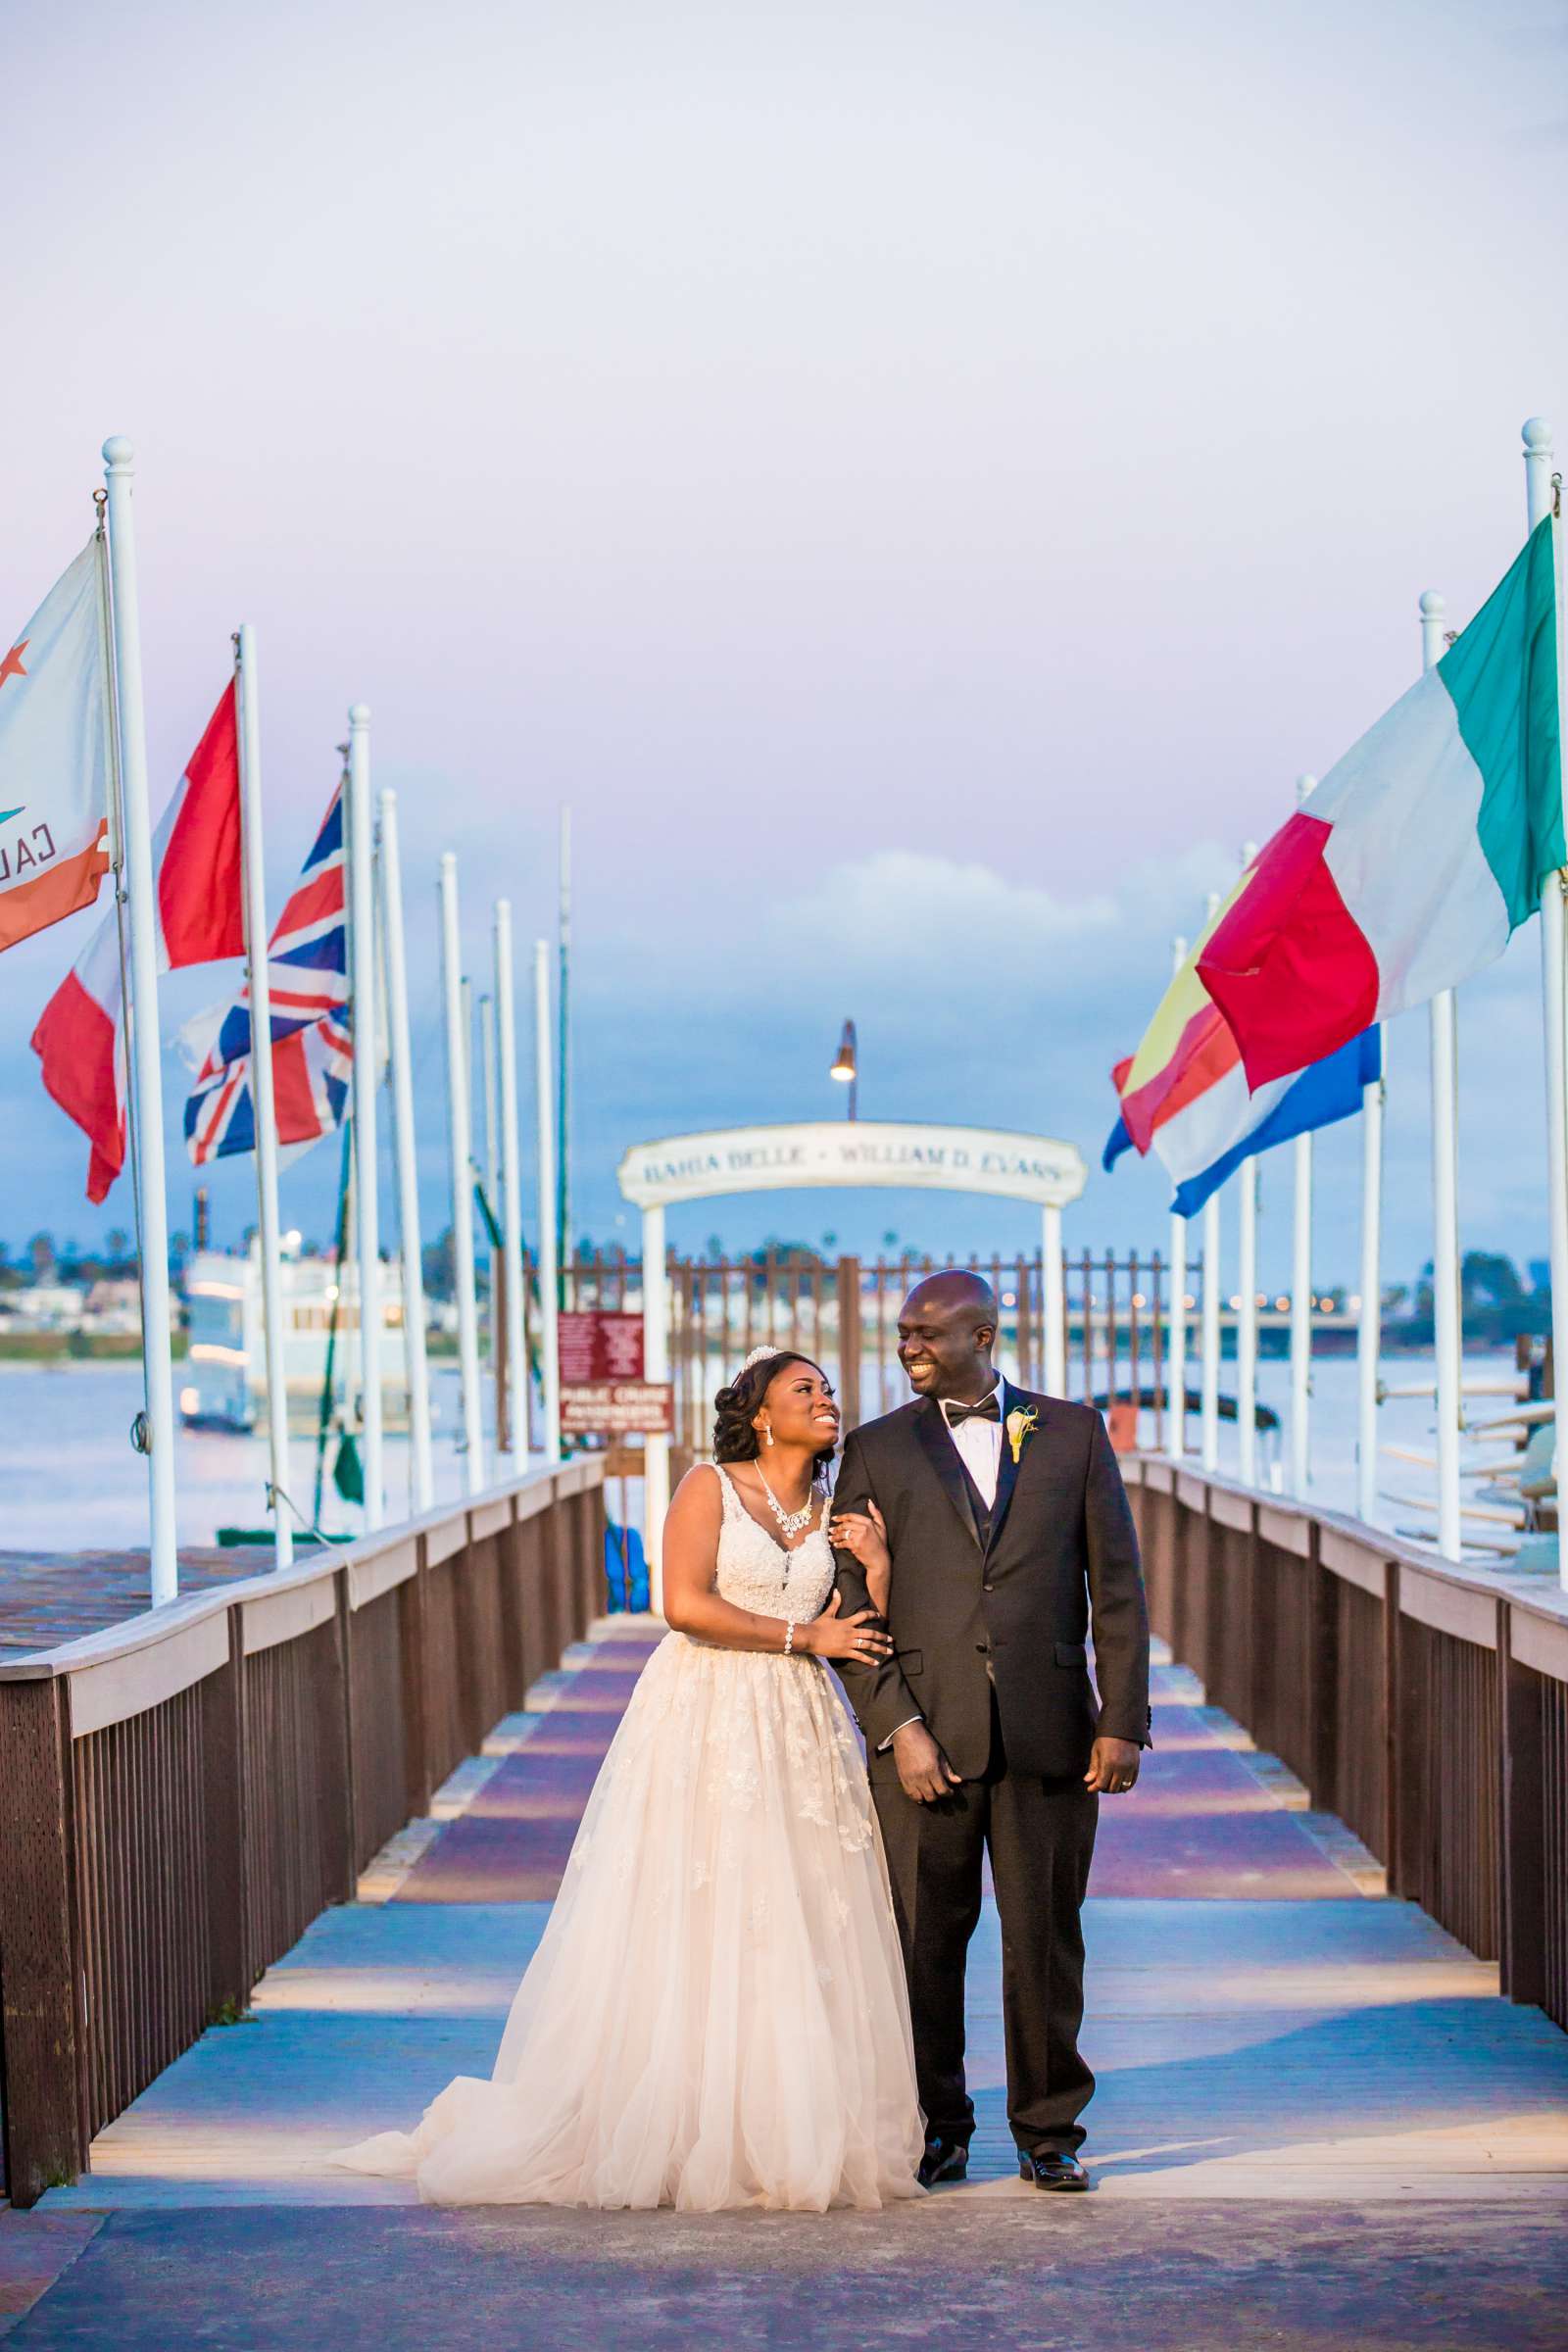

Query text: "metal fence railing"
[0, 1459, 607, 2206]
[558, 1248, 1189, 1477]
[1128, 1458, 1568, 2037]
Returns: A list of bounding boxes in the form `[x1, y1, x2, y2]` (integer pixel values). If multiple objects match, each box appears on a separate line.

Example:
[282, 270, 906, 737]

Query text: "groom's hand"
[1085, 1737, 1141, 1795]
[892, 1721, 963, 1804]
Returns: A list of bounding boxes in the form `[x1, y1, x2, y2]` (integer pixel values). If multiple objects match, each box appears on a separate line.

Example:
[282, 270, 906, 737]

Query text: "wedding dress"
[332, 1464, 924, 2210]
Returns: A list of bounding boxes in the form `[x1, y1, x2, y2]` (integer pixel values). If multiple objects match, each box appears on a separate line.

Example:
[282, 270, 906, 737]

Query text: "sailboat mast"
[557, 804, 571, 1309]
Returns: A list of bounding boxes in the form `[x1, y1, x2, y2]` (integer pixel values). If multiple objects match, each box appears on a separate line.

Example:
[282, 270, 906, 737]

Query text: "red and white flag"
[0, 542, 113, 951]
[32, 682, 244, 1201]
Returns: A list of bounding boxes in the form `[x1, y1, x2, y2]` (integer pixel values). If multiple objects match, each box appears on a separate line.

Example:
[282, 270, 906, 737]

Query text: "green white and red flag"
[1199, 517, 1564, 1086]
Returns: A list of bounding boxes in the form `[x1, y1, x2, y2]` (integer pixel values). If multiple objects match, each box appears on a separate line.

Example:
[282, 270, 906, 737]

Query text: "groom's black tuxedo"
[832, 1383, 1150, 2156]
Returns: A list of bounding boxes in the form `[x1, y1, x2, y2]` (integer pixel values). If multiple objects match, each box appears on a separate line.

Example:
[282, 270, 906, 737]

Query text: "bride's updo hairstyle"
[713, 1349, 836, 1477]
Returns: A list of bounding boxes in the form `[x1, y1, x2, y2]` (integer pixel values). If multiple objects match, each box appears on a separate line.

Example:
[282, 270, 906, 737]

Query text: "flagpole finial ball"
[102, 435, 135, 470]
[349, 703, 370, 728]
[1522, 417, 1554, 454]
[1418, 590, 1446, 620]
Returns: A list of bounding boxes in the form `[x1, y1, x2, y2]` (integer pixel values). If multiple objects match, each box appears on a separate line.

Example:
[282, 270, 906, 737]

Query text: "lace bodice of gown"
[710, 1463, 834, 1621]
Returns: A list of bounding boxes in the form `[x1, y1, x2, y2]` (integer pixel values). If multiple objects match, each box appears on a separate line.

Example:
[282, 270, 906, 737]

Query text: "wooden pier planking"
[30, 1629, 1568, 2212]
[0, 1548, 274, 1662]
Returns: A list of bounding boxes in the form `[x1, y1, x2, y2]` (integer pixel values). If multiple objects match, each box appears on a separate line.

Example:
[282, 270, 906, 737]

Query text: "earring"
[763, 1424, 775, 1447]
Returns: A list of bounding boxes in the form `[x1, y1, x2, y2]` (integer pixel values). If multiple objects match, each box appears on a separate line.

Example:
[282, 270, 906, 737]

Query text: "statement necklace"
[756, 1461, 817, 1541]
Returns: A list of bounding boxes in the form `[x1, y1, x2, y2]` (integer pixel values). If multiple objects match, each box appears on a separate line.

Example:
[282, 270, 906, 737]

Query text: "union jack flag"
[183, 783, 353, 1165]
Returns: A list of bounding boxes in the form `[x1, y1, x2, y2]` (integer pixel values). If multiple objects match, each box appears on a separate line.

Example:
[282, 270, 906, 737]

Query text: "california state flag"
[0, 542, 113, 949]
[32, 684, 244, 1201]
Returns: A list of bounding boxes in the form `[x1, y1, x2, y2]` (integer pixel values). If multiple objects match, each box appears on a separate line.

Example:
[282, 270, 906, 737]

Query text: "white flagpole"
[234, 625, 291, 1566]
[440, 856, 485, 1491]
[1418, 592, 1464, 1560]
[481, 992, 499, 1211]
[101, 438, 178, 1606]
[1167, 935, 1189, 1457]
[1200, 1191, 1221, 1472]
[558, 805, 572, 1309]
[1524, 417, 1568, 1592]
[479, 989, 503, 1447]
[1238, 1160, 1259, 1485]
[1289, 778, 1315, 1499]
[495, 902, 527, 1468]
[534, 938, 563, 1465]
[1356, 1021, 1386, 1526]
[1236, 844, 1260, 1487]
[1290, 1132, 1311, 1496]
[377, 789, 433, 1513]
[346, 706, 383, 1529]
[643, 1204, 670, 1610]
[1200, 891, 1222, 1475]
[1041, 1202, 1065, 1396]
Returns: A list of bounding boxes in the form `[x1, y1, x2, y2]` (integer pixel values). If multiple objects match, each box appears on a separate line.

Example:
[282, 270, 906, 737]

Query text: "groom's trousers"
[870, 1695, 1098, 2154]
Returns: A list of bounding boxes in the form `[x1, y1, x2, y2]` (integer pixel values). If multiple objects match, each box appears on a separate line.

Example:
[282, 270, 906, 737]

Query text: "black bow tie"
[944, 1396, 1001, 1426]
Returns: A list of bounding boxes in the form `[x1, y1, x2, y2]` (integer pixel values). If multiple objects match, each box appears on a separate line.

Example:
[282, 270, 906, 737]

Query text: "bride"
[332, 1348, 925, 2211]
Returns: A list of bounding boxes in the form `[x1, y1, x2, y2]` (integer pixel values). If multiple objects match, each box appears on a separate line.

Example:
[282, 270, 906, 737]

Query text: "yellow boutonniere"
[1004, 1404, 1038, 1464]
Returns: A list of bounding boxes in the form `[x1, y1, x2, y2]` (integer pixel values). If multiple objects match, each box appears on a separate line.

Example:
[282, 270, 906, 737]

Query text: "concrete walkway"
[5, 1626, 1568, 2348]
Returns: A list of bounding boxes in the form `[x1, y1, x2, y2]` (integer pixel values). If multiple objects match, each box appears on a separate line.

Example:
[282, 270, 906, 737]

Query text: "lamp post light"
[830, 1019, 858, 1119]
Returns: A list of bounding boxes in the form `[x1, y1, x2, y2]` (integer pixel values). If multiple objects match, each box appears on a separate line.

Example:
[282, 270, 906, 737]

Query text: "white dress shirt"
[942, 1374, 1005, 1508]
[879, 1374, 1006, 1748]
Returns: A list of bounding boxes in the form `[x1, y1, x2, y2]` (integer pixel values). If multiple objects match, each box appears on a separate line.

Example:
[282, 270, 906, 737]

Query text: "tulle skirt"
[332, 1634, 925, 2210]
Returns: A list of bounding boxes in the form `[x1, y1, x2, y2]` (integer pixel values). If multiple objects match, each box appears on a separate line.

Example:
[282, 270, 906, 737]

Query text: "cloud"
[602, 836, 1240, 1006]
[784, 852, 1119, 963]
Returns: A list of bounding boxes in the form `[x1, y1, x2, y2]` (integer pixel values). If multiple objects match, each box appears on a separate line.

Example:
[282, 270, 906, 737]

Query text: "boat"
[180, 1237, 420, 1434]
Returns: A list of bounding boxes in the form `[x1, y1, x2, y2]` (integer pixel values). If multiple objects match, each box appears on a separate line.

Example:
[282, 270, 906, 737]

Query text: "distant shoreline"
[0, 1328, 1521, 1369]
[0, 1336, 190, 1364]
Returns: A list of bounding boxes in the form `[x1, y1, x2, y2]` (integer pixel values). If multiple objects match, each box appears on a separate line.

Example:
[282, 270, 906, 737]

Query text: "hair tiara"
[740, 1345, 780, 1375]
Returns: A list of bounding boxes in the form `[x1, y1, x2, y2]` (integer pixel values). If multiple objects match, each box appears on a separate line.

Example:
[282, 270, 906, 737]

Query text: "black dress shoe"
[917, 2137, 969, 2187]
[1019, 2150, 1089, 2191]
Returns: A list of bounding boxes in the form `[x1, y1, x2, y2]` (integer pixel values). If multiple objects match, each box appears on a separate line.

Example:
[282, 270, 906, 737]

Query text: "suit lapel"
[985, 1381, 1027, 1553]
[912, 1396, 983, 1551]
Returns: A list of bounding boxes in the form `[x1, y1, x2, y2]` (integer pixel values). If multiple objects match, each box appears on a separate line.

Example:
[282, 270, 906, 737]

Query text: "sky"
[2, 0, 1565, 1291]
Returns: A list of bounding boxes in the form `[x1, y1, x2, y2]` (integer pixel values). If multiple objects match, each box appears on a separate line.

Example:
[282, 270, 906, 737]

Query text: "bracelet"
[784, 1619, 796, 1657]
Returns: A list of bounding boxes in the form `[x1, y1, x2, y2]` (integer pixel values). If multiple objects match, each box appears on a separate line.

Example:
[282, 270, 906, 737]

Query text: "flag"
[31, 684, 242, 1201]
[1104, 1020, 1380, 1218]
[183, 783, 351, 1165]
[0, 542, 113, 950]
[1199, 517, 1563, 1088]
[1111, 887, 1250, 1156]
[1164, 1029, 1380, 1217]
[1102, 1111, 1133, 1171]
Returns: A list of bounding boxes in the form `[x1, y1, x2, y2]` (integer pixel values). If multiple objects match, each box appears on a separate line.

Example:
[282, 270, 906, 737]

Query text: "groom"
[830, 1270, 1150, 2191]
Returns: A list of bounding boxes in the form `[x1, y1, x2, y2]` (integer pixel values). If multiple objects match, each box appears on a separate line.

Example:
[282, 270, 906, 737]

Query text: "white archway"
[616, 1119, 1087, 1581]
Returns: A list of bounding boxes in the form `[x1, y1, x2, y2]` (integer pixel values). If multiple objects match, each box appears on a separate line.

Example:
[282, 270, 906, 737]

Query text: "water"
[0, 1348, 1525, 1553]
[1194, 1345, 1526, 1545]
[0, 1361, 513, 1551]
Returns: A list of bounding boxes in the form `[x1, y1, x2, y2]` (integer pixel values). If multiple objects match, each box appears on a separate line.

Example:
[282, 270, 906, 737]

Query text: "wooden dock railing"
[0, 1459, 607, 2207]
[1127, 1457, 1568, 2037]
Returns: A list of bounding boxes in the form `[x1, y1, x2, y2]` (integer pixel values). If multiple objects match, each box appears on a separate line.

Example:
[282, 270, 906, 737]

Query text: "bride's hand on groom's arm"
[801, 1592, 895, 1666]
[828, 1502, 890, 1615]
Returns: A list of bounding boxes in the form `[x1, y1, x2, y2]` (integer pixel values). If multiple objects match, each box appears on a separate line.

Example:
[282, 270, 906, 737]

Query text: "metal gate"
[561, 1247, 1197, 1478]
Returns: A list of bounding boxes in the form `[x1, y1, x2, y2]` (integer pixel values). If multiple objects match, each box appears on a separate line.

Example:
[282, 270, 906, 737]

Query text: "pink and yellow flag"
[1112, 872, 1250, 1153]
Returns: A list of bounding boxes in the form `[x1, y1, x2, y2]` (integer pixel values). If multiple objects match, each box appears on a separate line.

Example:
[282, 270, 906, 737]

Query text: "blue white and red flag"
[183, 783, 352, 1165]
